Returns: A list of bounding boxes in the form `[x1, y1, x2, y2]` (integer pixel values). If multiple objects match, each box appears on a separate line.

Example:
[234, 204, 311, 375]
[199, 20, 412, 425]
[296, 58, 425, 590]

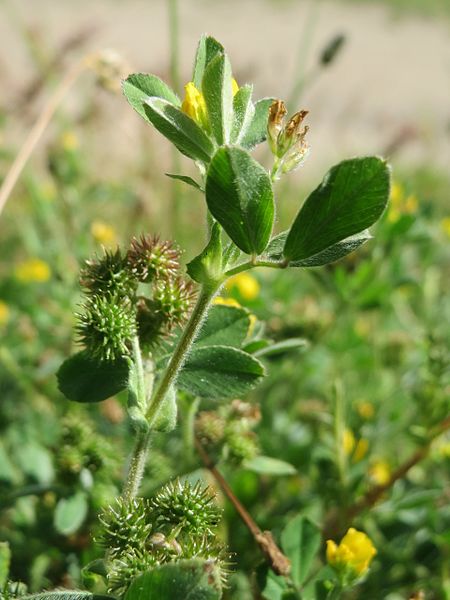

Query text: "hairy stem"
[122, 429, 151, 499]
[145, 285, 216, 426]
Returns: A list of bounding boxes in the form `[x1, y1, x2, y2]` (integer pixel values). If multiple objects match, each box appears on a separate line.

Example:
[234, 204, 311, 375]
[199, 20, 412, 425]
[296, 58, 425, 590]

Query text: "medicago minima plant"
[13, 35, 390, 599]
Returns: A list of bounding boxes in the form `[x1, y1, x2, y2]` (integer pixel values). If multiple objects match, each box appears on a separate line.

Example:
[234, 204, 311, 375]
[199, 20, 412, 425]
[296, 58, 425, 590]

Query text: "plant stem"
[225, 259, 286, 278]
[181, 396, 200, 461]
[326, 584, 343, 600]
[122, 336, 151, 499]
[195, 437, 291, 577]
[131, 336, 147, 411]
[146, 285, 216, 426]
[122, 286, 215, 498]
[122, 429, 151, 499]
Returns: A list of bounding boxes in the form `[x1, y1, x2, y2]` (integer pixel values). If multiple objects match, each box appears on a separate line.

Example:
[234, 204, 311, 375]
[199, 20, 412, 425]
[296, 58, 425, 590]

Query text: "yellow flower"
[15, 258, 51, 283]
[181, 78, 239, 130]
[343, 428, 368, 462]
[369, 460, 391, 485]
[226, 272, 260, 301]
[353, 438, 369, 462]
[356, 401, 375, 420]
[213, 296, 241, 308]
[343, 429, 355, 455]
[181, 82, 209, 130]
[61, 131, 79, 151]
[326, 528, 376, 577]
[440, 217, 450, 238]
[0, 300, 10, 326]
[91, 220, 117, 246]
[387, 181, 418, 223]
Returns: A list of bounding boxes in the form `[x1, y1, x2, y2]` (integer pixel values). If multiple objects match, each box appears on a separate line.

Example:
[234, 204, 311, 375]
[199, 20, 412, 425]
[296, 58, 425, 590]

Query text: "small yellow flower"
[369, 460, 391, 485]
[181, 82, 209, 130]
[356, 401, 375, 420]
[353, 438, 369, 462]
[226, 272, 260, 301]
[91, 220, 117, 246]
[440, 217, 450, 238]
[61, 131, 79, 151]
[387, 181, 418, 223]
[343, 428, 355, 455]
[343, 428, 368, 462]
[231, 77, 239, 96]
[326, 527, 376, 578]
[15, 258, 51, 283]
[0, 300, 10, 326]
[213, 296, 241, 308]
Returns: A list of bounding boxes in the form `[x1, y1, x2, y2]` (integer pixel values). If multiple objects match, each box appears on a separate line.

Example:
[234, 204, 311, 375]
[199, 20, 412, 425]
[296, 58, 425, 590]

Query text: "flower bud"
[267, 100, 287, 155]
[326, 528, 376, 581]
[181, 82, 210, 131]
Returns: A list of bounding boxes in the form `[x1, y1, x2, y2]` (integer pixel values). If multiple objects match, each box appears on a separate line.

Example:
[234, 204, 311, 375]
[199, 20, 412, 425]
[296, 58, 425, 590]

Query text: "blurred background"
[0, 0, 449, 598]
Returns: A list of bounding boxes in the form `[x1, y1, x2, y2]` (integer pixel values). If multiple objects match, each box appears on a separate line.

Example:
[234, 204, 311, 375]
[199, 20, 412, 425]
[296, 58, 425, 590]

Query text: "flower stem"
[146, 285, 216, 426]
[122, 429, 151, 499]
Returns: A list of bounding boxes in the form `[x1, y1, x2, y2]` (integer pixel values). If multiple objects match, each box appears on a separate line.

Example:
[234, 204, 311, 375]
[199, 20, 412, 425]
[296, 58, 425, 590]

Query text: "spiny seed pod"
[97, 497, 152, 556]
[226, 431, 259, 464]
[195, 411, 226, 446]
[127, 235, 180, 284]
[76, 295, 137, 361]
[107, 547, 157, 596]
[153, 278, 195, 329]
[80, 248, 137, 299]
[151, 480, 221, 535]
[135, 297, 168, 347]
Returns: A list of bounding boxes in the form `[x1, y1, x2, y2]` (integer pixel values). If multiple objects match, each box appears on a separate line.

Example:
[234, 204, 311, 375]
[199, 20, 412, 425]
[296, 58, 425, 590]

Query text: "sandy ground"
[1, 0, 449, 180]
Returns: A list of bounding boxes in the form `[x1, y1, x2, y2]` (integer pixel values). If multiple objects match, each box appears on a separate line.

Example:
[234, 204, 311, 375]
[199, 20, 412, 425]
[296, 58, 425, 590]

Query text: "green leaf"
[280, 516, 321, 587]
[187, 222, 223, 286]
[21, 593, 114, 600]
[16, 441, 54, 484]
[283, 157, 390, 263]
[262, 570, 287, 600]
[202, 53, 234, 145]
[153, 386, 177, 432]
[253, 338, 308, 358]
[0, 542, 10, 587]
[144, 98, 215, 162]
[165, 173, 204, 192]
[193, 35, 225, 88]
[267, 229, 372, 267]
[240, 97, 274, 149]
[206, 147, 274, 255]
[54, 492, 88, 536]
[124, 559, 222, 600]
[195, 304, 251, 347]
[177, 345, 265, 399]
[243, 456, 297, 476]
[122, 73, 180, 123]
[231, 84, 254, 144]
[57, 351, 129, 403]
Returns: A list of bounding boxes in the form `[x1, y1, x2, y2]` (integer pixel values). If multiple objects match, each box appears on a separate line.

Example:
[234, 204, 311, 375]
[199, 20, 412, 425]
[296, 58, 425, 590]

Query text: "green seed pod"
[195, 411, 226, 446]
[127, 235, 180, 284]
[225, 430, 259, 464]
[80, 248, 137, 299]
[153, 278, 196, 330]
[76, 294, 137, 361]
[151, 480, 221, 536]
[97, 497, 152, 557]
